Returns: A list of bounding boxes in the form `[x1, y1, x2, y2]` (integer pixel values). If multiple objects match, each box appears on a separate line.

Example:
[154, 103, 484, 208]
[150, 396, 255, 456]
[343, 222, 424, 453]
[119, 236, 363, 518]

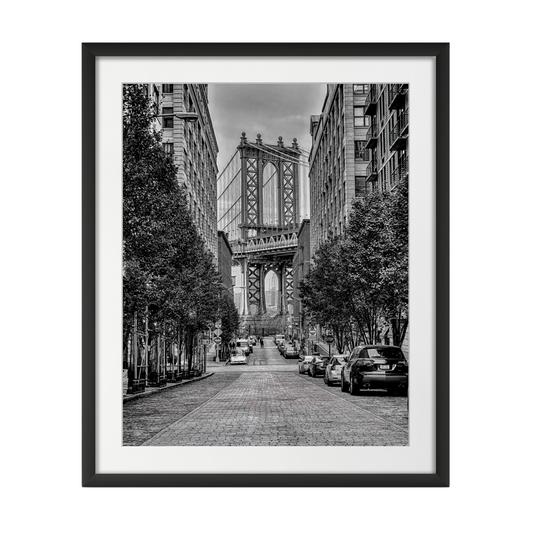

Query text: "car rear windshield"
[366, 347, 405, 359]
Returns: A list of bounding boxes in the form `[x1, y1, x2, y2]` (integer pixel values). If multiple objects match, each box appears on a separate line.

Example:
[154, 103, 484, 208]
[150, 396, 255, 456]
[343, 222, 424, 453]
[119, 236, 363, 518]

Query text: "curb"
[123, 372, 214, 404]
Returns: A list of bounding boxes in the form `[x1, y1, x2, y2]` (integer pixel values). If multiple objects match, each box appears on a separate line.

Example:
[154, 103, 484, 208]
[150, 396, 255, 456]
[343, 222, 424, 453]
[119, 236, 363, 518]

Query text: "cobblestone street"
[123, 340, 408, 446]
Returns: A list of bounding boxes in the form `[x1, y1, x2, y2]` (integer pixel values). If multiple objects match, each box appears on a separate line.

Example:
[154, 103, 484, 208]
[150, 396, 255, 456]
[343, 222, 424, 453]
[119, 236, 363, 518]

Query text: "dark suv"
[340, 345, 408, 395]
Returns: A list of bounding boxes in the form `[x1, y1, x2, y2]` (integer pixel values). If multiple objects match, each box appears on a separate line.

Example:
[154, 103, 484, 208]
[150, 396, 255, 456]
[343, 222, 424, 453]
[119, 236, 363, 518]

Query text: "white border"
[96, 56, 435, 474]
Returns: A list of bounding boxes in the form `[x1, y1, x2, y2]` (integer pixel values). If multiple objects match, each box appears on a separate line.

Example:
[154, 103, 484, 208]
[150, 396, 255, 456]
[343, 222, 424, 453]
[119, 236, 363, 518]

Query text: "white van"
[235, 338, 252, 355]
[274, 334, 285, 346]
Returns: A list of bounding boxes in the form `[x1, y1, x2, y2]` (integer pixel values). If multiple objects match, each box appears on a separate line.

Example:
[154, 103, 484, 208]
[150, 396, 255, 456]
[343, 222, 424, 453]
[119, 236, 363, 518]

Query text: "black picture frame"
[82, 42, 449, 487]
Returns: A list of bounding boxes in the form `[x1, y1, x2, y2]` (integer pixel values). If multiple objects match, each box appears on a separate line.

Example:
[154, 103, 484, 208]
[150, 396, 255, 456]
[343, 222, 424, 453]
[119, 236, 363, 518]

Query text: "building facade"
[363, 84, 409, 196]
[217, 230, 234, 297]
[308, 83, 409, 355]
[150, 83, 219, 261]
[308, 84, 370, 255]
[308, 83, 409, 255]
[292, 219, 310, 348]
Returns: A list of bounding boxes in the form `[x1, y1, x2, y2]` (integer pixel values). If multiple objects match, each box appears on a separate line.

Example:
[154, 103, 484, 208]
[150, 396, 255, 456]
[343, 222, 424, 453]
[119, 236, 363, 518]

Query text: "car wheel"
[308, 369, 311, 376]
[349, 376, 360, 396]
[340, 374, 349, 392]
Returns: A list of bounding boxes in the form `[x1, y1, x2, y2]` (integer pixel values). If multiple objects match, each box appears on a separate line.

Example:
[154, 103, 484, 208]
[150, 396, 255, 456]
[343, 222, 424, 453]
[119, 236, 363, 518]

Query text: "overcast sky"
[208, 84, 326, 171]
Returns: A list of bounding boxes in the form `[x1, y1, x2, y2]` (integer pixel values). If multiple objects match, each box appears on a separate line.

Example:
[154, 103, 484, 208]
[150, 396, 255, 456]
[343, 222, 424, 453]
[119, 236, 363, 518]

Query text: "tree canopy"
[123, 84, 222, 367]
[300, 178, 408, 349]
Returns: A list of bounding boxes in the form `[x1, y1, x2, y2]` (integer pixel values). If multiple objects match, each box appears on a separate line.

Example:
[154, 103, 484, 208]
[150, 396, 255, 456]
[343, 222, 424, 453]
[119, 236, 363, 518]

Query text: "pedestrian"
[260, 337, 264, 348]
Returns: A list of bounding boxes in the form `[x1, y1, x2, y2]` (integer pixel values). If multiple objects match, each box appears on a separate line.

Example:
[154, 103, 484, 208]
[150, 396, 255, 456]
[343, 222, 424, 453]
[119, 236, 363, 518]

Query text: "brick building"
[149, 83, 219, 261]
[308, 83, 409, 355]
[308, 84, 370, 256]
[292, 219, 310, 348]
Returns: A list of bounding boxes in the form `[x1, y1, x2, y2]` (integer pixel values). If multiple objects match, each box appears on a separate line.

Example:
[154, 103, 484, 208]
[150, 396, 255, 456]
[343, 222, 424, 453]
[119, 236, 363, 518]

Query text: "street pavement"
[123, 337, 408, 446]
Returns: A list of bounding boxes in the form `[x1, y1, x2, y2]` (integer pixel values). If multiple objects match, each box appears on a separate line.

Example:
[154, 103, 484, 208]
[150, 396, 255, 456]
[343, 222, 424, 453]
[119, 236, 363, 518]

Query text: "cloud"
[209, 83, 326, 169]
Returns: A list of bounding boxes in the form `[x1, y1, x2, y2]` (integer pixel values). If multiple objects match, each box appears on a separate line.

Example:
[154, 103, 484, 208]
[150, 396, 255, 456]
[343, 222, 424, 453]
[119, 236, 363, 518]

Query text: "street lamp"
[155, 112, 199, 122]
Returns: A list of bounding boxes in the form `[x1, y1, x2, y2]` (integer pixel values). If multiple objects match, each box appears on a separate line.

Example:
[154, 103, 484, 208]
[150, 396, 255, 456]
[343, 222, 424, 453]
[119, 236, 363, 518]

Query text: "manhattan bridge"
[217, 132, 310, 331]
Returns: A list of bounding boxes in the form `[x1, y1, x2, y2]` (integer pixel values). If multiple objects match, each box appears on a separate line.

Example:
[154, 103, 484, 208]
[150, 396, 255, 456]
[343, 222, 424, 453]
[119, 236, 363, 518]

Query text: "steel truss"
[236, 133, 301, 316]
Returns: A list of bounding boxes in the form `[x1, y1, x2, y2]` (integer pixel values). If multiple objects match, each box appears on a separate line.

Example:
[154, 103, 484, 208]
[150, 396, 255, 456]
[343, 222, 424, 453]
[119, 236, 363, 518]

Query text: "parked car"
[340, 345, 408, 395]
[277, 341, 286, 353]
[235, 338, 252, 355]
[284, 344, 299, 359]
[274, 334, 285, 346]
[308, 355, 330, 377]
[230, 352, 247, 365]
[324, 355, 348, 386]
[298, 355, 315, 374]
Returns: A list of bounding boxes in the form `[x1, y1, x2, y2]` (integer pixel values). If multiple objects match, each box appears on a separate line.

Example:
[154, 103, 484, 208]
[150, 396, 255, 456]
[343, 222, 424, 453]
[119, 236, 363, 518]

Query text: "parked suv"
[340, 345, 408, 395]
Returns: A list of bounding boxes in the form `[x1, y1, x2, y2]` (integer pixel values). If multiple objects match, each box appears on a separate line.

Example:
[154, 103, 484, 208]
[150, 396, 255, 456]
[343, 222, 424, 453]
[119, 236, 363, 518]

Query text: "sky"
[208, 84, 326, 172]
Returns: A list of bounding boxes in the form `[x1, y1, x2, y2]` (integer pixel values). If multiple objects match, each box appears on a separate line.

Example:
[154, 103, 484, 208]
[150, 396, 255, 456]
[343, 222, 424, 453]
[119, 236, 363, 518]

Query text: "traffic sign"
[214, 328, 221, 337]
[214, 338, 221, 344]
[325, 334, 334, 344]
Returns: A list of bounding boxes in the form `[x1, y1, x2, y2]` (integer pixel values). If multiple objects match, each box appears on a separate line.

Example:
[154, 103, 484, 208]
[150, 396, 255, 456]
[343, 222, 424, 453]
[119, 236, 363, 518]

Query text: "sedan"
[308, 356, 330, 377]
[341, 345, 408, 395]
[284, 344, 299, 359]
[230, 352, 247, 365]
[323, 355, 348, 386]
[298, 355, 315, 374]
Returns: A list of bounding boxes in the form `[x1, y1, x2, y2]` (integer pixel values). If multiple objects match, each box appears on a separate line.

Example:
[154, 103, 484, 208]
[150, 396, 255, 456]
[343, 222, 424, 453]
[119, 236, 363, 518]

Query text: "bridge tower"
[234, 132, 301, 322]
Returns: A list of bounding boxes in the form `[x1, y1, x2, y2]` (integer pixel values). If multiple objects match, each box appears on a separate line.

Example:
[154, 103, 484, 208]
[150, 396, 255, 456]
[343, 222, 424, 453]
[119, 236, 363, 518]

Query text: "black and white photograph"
[122, 82, 410, 448]
[7, 1, 533, 529]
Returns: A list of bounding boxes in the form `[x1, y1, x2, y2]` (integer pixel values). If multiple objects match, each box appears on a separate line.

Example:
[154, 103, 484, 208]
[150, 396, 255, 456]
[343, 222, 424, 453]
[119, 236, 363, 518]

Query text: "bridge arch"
[262, 161, 279, 226]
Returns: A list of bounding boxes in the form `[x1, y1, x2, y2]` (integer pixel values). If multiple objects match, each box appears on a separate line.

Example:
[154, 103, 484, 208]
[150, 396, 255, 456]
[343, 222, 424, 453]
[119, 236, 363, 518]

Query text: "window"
[353, 84, 369, 93]
[354, 141, 368, 160]
[354, 107, 371, 127]
[162, 84, 173, 93]
[162, 107, 174, 128]
[163, 143, 174, 157]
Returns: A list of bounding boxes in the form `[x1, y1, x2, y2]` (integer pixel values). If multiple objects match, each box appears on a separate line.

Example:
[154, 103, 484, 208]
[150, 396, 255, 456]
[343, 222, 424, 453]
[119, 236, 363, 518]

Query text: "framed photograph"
[82, 43, 449, 487]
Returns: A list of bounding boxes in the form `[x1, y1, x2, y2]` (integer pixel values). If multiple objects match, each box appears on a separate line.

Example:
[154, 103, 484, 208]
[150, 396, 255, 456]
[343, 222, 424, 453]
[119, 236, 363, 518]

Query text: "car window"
[367, 347, 405, 359]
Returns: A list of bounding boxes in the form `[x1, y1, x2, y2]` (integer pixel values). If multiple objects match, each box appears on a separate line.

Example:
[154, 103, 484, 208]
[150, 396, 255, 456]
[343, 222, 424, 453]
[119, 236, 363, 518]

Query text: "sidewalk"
[123, 372, 214, 404]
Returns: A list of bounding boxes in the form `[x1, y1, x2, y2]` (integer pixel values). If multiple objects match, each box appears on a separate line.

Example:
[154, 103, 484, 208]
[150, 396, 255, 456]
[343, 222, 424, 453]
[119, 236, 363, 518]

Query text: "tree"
[378, 177, 409, 345]
[299, 234, 355, 352]
[219, 292, 240, 357]
[123, 84, 223, 375]
[300, 177, 409, 349]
